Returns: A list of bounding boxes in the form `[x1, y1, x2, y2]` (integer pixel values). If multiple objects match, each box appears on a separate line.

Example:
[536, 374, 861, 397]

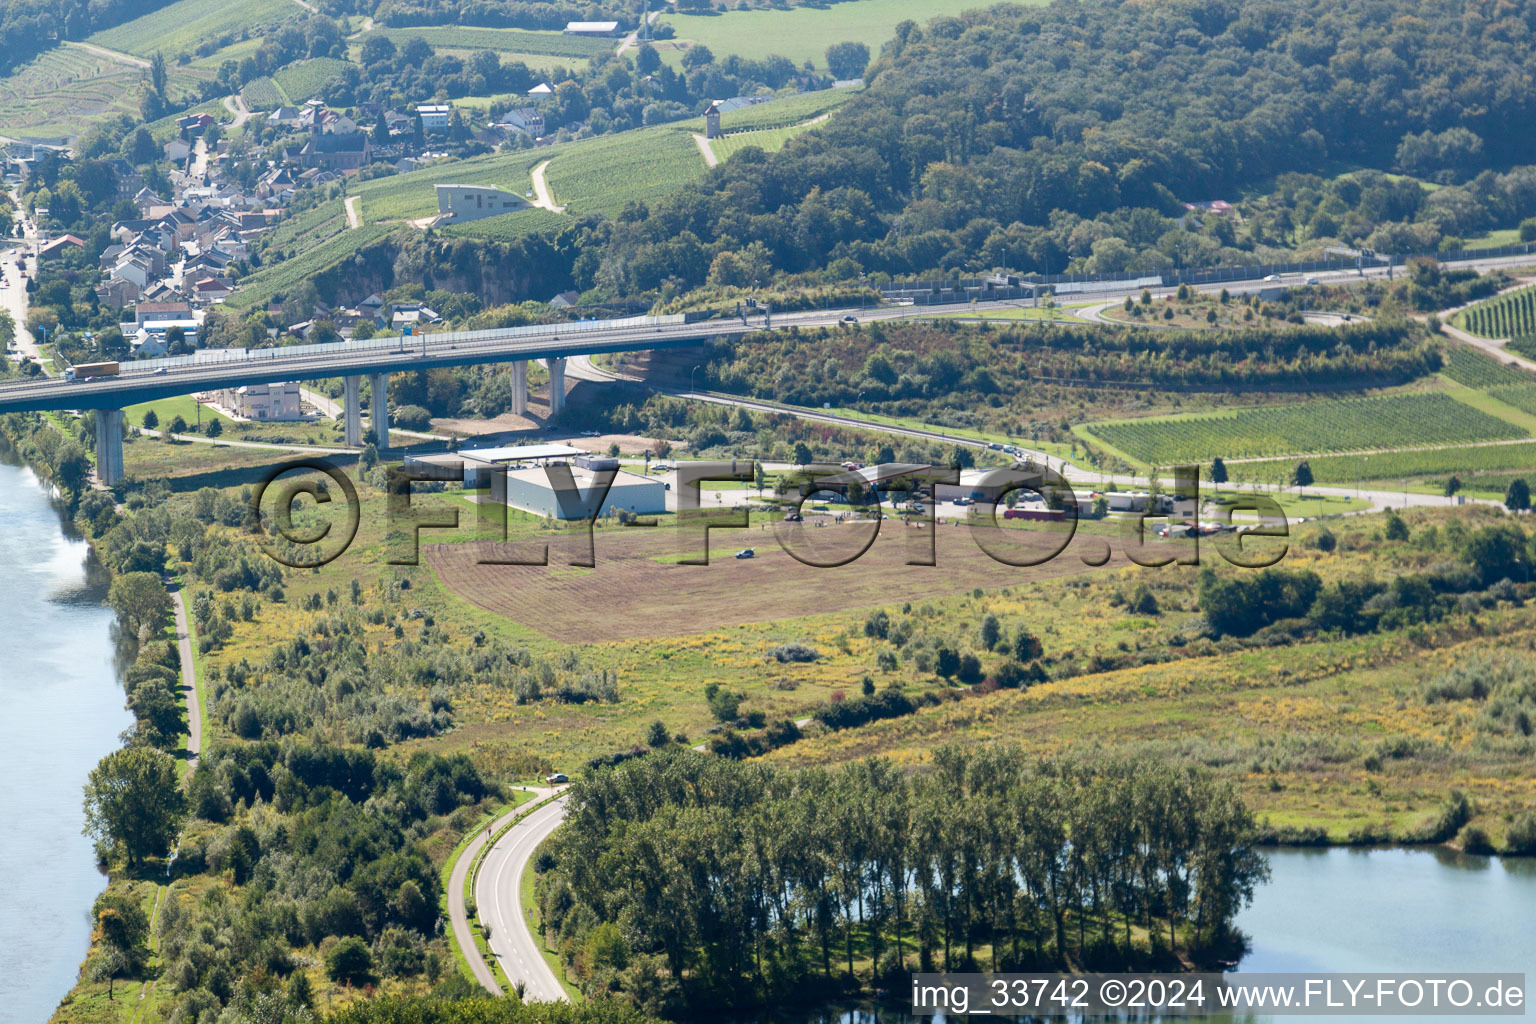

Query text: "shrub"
[767, 643, 820, 663]
[1459, 824, 1495, 855]
[326, 936, 373, 986]
[393, 405, 433, 431]
[1505, 811, 1536, 855]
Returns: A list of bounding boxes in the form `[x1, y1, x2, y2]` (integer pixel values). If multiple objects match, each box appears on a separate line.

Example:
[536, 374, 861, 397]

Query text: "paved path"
[301, 386, 341, 418]
[475, 793, 570, 1001]
[529, 161, 563, 212]
[345, 195, 361, 229]
[692, 133, 718, 168]
[167, 584, 201, 772]
[222, 94, 250, 129]
[139, 425, 353, 454]
[63, 40, 149, 69]
[1440, 320, 1536, 374]
[616, 10, 663, 55]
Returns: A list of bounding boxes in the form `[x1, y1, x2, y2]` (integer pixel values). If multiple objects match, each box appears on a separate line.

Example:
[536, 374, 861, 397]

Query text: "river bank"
[0, 447, 135, 1024]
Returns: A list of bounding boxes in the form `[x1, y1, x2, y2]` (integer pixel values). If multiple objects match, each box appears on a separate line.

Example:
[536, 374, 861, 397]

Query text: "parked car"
[734, 548, 755, 559]
[783, 512, 803, 522]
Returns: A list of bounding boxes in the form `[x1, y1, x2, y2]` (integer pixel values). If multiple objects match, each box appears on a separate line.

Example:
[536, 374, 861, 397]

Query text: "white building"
[406, 442, 589, 488]
[435, 183, 529, 222]
[416, 104, 452, 130]
[224, 382, 304, 420]
[563, 20, 619, 35]
[503, 463, 666, 520]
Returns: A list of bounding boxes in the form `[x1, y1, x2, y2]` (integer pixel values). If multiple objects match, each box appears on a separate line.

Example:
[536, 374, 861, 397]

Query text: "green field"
[1440, 346, 1534, 388]
[715, 87, 857, 131]
[226, 224, 394, 309]
[1086, 393, 1528, 465]
[361, 25, 611, 59]
[125, 394, 231, 431]
[1455, 284, 1536, 340]
[240, 76, 285, 109]
[1488, 384, 1536, 418]
[656, 0, 1020, 70]
[709, 118, 829, 162]
[1235, 440, 1536, 488]
[0, 45, 203, 138]
[273, 57, 353, 102]
[351, 148, 550, 224]
[439, 208, 572, 242]
[87, 0, 299, 59]
[265, 198, 350, 254]
[347, 88, 850, 230]
[189, 36, 264, 70]
[543, 124, 707, 217]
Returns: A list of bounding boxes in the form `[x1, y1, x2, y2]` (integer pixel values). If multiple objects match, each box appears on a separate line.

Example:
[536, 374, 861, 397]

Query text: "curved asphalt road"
[447, 789, 568, 999]
[475, 794, 570, 1001]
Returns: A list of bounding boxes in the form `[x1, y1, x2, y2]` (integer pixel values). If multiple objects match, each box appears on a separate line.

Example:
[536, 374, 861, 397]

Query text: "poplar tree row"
[537, 747, 1267, 1008]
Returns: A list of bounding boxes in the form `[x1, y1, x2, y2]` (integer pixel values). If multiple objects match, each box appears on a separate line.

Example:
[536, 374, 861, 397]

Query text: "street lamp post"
[690, 364, 700, 394]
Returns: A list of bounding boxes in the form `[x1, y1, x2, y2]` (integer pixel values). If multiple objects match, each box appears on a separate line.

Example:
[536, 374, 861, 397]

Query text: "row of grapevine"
[1441, 347, 1534, 388]
[1458, 285, 1536, 339]
[1239, 440, 1536, 485]
[272, 58, 352, 103]
[1088, 393, 1527, 464]
[240, 76, 286, 110]
[1489, 384, 1536, 417]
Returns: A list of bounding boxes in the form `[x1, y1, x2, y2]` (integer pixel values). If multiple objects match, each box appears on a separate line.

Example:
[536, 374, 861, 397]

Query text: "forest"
[565, 0, 1536, 297]
[536, 748, 1267, 1015]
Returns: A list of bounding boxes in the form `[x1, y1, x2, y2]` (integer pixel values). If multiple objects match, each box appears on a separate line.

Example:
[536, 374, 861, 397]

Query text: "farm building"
[435, 183, 530, 222]
[563, 20, 619, 35]
[503, 463, 665, 520]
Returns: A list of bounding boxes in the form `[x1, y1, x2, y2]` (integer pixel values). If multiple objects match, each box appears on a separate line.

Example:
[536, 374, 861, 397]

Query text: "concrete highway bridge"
[12, 240, 1530, 487]
[0, 305, 917, 484]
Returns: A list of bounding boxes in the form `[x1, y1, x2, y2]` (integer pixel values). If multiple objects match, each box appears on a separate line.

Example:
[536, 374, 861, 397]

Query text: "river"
[0, 450, 134, 1024]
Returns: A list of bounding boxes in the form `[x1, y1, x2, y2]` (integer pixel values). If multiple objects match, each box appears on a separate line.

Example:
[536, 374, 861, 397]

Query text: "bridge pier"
[94, 408, 124, 487]
[369, 372, 390, 449]
[343, 376, 363, 446]
[543, 357, 566, 418]
[510, 361, 528, 416]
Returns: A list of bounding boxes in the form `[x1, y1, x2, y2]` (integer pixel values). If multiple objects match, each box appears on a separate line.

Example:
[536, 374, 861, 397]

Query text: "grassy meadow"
[653, 0, 1028, 71]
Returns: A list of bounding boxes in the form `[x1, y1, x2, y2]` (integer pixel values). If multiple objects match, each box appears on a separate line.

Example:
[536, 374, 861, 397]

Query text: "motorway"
[5, 245, 1535, 415]
[0, 305, 921, 413]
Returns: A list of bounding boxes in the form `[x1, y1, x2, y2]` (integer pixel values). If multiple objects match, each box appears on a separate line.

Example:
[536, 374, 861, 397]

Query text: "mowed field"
[708, 114, 831, 162]
[654, 0, 1028, 70]
[357, 26, 611, 60]
[0, 45, 202, 138]
[427, 518, 1145, 642]
[87, 0, 299, 59]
